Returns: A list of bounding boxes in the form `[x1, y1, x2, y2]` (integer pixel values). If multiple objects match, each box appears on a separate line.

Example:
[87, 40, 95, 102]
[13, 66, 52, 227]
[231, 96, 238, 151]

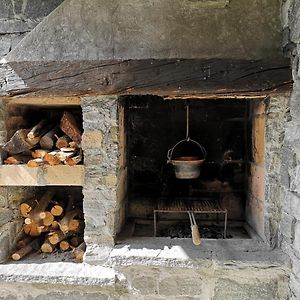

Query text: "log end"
[11, 253, 21, 261]
[41, 243, 54, 253]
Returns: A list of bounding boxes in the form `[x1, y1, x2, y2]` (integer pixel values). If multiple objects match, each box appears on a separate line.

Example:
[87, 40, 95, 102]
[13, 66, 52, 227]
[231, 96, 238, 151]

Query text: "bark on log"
[3, 129, 34, 155]
[20, 198, 38, 217]
[40, 126, 58, 150]
[43, 152, 61, 166]
[16, 236, 33, 249]
[4, 155, 31, 164]
[23, 222, 43, 237]
[27, 158, 44, 167]
[25, 190, 55, 224]
[55, 135, 71, 149]
[39, 211, 54, 226]
[72, 242, 86, 262]
[64, 154, 81, 166]
[31, 149, 49, 159]
[58, 209, 81, 234]
[70, 236, 84, 247]
[12, 238, 40, 261]
[27, 119, 48, 141]
[60, 112, 82, 144]
[69, 141, 78, 149]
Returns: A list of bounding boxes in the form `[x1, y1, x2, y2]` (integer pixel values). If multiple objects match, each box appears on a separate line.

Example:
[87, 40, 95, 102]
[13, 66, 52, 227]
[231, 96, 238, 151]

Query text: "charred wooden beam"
[1, 59, 291, 97]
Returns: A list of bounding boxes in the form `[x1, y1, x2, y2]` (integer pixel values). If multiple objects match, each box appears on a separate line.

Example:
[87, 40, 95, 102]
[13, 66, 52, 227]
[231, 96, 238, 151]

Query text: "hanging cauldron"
[167, 138, 207, 179]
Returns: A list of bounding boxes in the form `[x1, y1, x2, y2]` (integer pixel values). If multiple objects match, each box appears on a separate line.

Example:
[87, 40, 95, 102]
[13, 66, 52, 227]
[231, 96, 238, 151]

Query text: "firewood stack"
[3, 111, 83, 166]
[11, 190, 86, 261]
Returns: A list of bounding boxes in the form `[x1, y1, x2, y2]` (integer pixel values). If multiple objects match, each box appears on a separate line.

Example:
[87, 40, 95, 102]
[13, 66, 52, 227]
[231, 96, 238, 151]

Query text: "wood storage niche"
[2, 103, 83, 167]
[11, 186, 85, 262]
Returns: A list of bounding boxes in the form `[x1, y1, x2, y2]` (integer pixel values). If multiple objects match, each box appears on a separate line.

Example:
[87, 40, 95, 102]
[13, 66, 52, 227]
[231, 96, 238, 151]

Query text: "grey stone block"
[0, 36, 12, 58]
[27, 291, 108, 300]
[24, 0, 64, 19]
[0, 187, 8, 208]
[0, 1, 14, 19]
[0, 226, 10, 262]
[214, 279, 279, 300]
[0, 208, 13, 227]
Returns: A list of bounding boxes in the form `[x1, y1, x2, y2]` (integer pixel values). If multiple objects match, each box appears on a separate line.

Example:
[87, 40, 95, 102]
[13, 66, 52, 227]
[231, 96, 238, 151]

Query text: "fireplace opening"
[119, 95, 265, 241]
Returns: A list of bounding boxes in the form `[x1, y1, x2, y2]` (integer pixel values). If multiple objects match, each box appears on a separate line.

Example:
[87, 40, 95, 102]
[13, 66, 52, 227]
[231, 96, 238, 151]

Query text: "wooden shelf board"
[0, 165, 84, 186]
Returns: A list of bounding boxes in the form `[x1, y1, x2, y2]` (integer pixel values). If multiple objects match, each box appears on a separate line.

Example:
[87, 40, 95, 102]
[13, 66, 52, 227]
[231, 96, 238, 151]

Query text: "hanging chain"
[186, 105, 190, 140]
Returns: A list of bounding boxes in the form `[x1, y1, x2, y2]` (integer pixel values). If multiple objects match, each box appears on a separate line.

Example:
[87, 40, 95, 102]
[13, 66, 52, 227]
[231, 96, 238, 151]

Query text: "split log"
[70, 236, 84, 247]
[56, 151, 75, 162]
[43, 152, 61, 166]
[3, 129, 34, 155]
[69, 141, 79, 149]
[55, 135, 71, 149]
[72, 242, 86, 262]
[59, 240, 70, 251]
[41, 238, 55, 253]
[25, 190, 55, 224]
[23, 222, 43, 237]
[20, 198, 38, 217]
[27, 120, 48, 142]
[51, 204, 64, 217]
[48, 230, 66, 245]
[32, 149, 49, 159]
[39, 127, 58, 150]
[60, 147, 75, 152]
[64, 154, 82, 166]
[39, 211, 54, 226]
[58, 209, 81, 234]
[27, 158, 44, 167]
[12, 238, 40, 261]
[4, 155, 31, 165]
[60, 111, 82, 144]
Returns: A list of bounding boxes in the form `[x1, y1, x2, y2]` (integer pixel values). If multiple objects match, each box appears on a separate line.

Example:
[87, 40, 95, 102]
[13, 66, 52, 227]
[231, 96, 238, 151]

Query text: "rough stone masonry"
[0, 0, 299, 299]
[281, 1, 300, 299]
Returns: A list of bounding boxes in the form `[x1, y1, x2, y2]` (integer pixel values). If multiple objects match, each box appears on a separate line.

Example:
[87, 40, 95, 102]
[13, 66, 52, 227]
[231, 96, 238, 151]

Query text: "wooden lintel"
[1, 58, 291, 98]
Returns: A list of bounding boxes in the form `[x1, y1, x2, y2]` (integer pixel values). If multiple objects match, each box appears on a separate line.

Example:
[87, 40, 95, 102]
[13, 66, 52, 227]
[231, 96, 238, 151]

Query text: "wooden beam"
[1, 58, 291, 97]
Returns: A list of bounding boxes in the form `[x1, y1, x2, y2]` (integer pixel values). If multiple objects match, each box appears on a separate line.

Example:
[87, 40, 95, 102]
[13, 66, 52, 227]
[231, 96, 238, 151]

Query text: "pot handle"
[167, 139, 207, 162]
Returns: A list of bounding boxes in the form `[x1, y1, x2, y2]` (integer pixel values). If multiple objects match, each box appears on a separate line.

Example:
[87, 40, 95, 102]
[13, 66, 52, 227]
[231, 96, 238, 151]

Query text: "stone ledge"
[0, 165, 84, 186]
[0, 262, 122, 286]
[85, 237, 290, 268]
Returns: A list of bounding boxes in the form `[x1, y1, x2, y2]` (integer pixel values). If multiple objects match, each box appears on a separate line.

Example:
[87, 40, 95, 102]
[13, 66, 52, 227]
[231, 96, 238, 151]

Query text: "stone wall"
[81, 96, 122, 256]
[280, 1, 300, 299]
[0, 0, 63, 58]
[0, 186, 38, 262]
[0, 263, 290, 300]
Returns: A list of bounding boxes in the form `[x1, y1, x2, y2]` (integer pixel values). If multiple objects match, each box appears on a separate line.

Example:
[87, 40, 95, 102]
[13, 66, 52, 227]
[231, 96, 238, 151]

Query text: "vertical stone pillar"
[280, 1, 300, 298]
[81, 95, 120, 261]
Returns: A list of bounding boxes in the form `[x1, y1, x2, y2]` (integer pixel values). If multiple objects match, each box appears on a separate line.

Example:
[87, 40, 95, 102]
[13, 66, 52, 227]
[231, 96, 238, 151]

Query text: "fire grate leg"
[154, 211, 157, 237]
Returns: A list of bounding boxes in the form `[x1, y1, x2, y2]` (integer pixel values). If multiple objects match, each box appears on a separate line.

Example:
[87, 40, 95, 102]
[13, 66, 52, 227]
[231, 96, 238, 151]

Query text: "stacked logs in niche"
[3, 111, 82, 166]
[12, 191, 86, 262]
